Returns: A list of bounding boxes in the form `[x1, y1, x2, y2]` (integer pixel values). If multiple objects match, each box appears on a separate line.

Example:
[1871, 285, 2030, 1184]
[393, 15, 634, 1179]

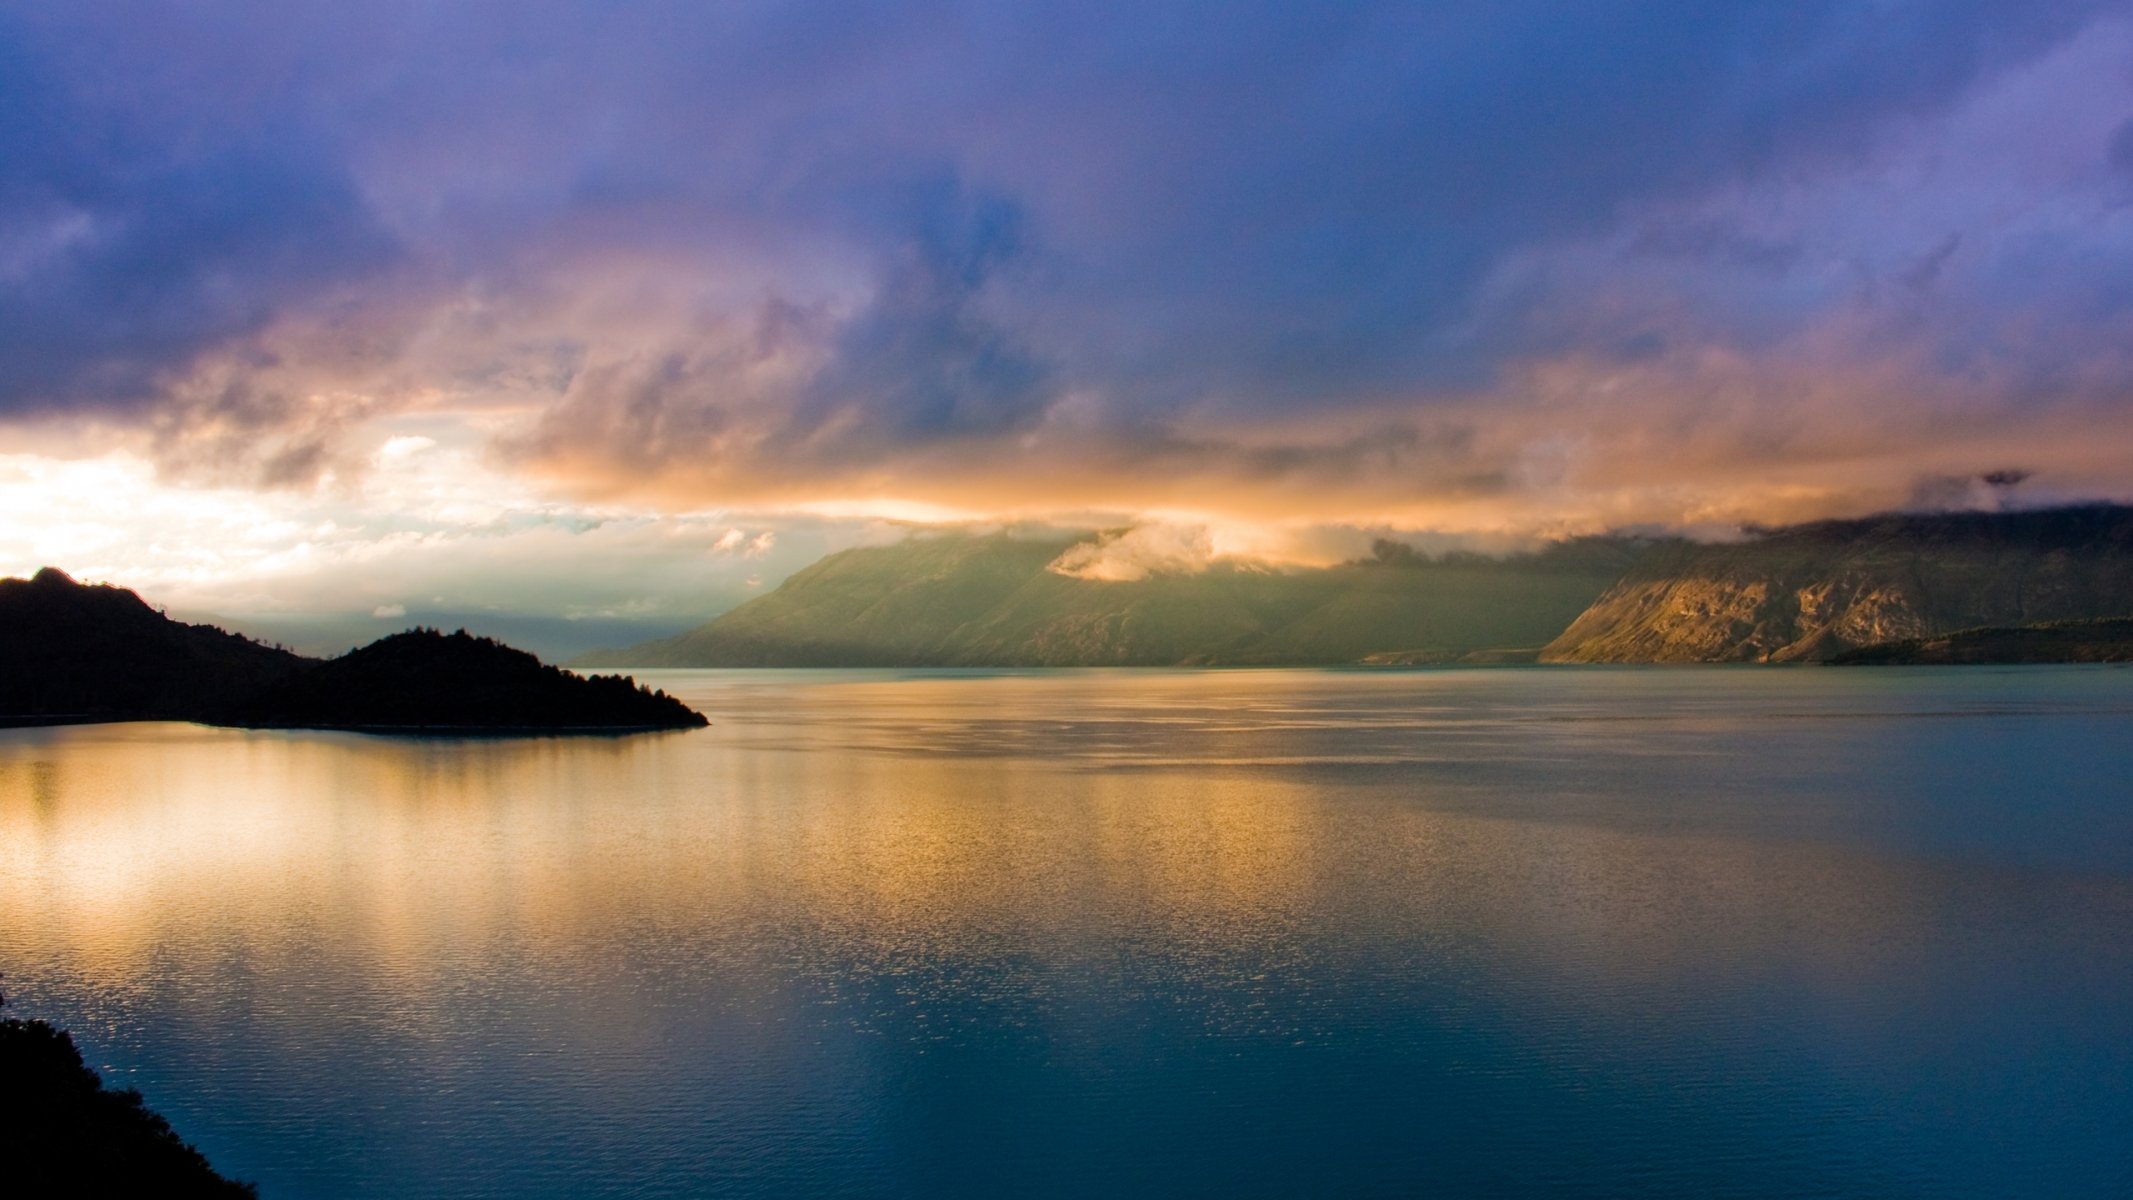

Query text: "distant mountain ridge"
[581, 506, 2133, 667]
[0, 568, 705, 732]
[578, 532, 1653, 667]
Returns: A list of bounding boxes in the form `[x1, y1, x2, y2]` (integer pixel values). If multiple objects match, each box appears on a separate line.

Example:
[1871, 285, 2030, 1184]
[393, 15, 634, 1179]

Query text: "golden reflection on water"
[0, 716, 1331, 1002]
[4, 670, 2132, 1198]
[0, 670, 2045, 1015]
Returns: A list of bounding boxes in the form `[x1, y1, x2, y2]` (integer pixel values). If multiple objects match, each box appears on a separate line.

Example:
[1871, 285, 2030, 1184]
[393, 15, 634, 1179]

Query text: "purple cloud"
[0, 0, 2128, 524]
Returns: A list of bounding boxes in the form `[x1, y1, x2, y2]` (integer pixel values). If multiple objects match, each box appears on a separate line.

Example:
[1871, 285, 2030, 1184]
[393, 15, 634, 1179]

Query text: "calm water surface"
[3, 667, 2131, 1197]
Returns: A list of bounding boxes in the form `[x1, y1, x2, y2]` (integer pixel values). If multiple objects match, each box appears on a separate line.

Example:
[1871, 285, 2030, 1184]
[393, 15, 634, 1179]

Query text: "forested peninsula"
[0, 568, 705, 733]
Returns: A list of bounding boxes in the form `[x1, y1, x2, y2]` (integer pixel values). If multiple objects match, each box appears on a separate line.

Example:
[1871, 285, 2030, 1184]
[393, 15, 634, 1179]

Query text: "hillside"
[1542, 506, 2133, 663]
[1828, 617, 2133, 665]
[237, 628, 706, 731]
[0, 569, 706, 732]
[579, 532, 1649, 667]
[0, 568, 307, 724]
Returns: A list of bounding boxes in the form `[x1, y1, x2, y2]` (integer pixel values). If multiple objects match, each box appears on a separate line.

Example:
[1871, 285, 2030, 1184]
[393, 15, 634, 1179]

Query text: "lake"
[3, 667, 2131, 1197]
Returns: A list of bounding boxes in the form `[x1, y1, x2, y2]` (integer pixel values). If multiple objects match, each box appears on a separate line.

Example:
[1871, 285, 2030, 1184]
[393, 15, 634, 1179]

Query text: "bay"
[3, 666, 2131, 1197]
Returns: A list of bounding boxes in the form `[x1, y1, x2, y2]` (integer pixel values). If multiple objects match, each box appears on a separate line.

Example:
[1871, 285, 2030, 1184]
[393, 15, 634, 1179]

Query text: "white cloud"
[374, 435, 436, 463]
[710, 528, 777, 557]
[371, 603, 407, 618]
[1048, 524, 1215, 582]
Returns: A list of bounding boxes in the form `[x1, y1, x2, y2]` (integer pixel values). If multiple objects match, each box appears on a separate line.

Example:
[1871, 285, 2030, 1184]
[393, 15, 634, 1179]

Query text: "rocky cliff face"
[1541, 506, 2133, 662]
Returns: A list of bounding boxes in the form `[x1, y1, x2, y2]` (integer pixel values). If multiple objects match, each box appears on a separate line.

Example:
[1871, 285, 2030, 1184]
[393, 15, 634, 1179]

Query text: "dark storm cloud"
[0, 11, 399, 415]
[781, 182, 1055, 447]
[1, 0, 2129, 516]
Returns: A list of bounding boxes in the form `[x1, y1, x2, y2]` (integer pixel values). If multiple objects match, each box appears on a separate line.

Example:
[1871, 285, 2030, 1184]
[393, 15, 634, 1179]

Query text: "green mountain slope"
[579, 533, 1646, 667]
[1541, 505, 2133, 662]
[597, 533, 1083, 666]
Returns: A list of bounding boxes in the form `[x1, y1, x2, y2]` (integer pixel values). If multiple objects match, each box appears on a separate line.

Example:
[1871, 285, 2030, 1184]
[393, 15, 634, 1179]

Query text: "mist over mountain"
[577, 531, 1652, 667]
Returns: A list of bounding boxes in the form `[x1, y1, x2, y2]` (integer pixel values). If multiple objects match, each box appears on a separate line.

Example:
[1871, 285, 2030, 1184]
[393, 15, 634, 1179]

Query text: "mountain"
[1828, 617, 2133, 665]
[581, 506, 2133, 669]
[0, 568, 706, 732]
[578, 532, 1651, 667]
[1541, 505, 2133, 663]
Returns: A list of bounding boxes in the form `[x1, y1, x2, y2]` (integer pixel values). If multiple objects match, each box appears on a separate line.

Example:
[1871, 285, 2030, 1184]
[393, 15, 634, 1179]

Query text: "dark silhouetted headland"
[235, 627, 707, 732]
[0, 569, 706, 733]
[0, 568, 307, 725]
[0, 990, 255, 1198]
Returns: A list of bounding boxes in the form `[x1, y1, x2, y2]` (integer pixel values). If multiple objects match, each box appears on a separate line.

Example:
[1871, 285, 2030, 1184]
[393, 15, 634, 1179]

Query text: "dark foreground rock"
[1829, 617, 2133, 665]
[0, 999, 255, 1198]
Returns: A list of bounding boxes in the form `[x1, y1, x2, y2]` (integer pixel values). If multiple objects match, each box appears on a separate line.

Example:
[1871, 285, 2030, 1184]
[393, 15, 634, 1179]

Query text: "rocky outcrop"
[1541, 506, 2133, 662]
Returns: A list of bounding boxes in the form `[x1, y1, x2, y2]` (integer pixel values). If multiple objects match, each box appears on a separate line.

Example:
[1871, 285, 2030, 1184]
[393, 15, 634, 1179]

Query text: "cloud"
[0, 442, 876, 634]
[711, 528, 778, 557]
[0, 1, 2129, 537]
[1049, 525, 1217, 582]
[503, 179, 1057, 495]
[0, 9, 400, 422]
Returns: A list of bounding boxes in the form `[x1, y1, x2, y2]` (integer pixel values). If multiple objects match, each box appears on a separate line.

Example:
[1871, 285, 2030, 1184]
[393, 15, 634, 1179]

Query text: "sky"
[3, 1, 2131, 648]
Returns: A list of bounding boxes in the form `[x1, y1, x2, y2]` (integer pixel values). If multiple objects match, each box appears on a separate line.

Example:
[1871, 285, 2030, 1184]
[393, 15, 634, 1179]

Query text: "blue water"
[2, 667, 2130, 1196]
